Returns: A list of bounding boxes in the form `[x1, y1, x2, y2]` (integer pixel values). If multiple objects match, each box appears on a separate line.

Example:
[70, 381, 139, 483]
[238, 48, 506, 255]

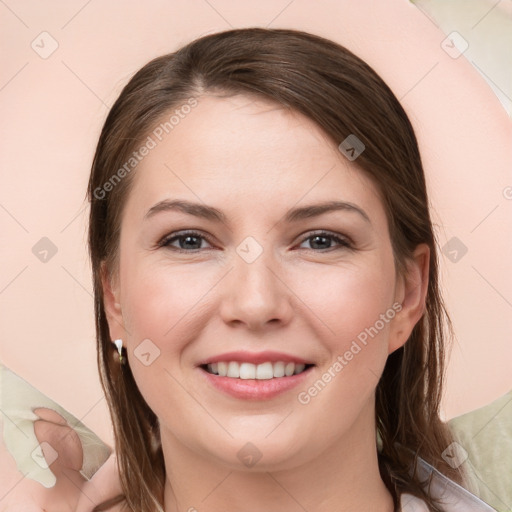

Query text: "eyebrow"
[143, 199, 371, 225]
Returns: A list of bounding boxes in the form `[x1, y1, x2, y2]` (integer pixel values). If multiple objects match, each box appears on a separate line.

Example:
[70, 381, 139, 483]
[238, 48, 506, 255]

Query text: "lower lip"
[198, 366, 314, 400]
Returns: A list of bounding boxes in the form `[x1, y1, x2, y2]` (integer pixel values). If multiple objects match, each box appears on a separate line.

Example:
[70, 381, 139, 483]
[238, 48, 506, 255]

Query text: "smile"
[202, 361, 314, 379]
[198, 361, 315, 400]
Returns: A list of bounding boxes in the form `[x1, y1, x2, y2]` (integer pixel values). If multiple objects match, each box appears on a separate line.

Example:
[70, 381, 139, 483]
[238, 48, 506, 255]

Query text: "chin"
[204, 434, 314, 473]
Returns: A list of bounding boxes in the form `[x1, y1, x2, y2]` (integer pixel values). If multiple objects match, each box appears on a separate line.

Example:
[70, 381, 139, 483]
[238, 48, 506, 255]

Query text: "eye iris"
[181, 235, 201, 250]
[310, 235, 331, 250]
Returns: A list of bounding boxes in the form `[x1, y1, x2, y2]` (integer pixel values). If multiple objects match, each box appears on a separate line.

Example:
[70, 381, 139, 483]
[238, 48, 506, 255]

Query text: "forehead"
[124, 93, 384, 222]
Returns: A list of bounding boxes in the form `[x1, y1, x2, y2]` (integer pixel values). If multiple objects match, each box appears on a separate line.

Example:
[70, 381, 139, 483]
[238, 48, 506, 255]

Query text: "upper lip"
[197, 350, 314, 366]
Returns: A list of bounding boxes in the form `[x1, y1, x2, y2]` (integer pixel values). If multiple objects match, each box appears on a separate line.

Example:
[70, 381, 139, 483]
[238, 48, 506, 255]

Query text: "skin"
[0, 408, 122, 511]
[103, 93, 429, 512]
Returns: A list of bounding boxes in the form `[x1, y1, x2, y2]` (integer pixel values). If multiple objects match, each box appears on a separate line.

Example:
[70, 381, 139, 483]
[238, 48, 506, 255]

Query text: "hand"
[0, 407, 123, 512]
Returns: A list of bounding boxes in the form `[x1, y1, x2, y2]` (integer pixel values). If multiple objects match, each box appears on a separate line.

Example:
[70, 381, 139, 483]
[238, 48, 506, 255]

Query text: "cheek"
[292, 253, 396, 346]
[120, 244, 396, 357]
[294, 265, 396, 425]
[120, 256, 210, 342]
[118, 260, 209, 416]
[118, 256, 219, 406]
[119, 240, 397, 410]
[292, 255, 397, 415]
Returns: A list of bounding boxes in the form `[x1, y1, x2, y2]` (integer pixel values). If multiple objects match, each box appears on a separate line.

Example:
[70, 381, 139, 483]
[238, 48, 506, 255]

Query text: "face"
[103, 93, 424, 472]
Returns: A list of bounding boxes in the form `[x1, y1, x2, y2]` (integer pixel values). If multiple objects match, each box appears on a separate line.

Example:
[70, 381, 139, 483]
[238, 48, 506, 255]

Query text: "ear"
[100, 261, 126, 341]
[388, 243, 430, 354]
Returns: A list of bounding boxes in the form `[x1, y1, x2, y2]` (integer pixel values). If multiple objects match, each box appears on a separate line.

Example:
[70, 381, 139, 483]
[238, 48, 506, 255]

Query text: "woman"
[87, 27, 496, 511]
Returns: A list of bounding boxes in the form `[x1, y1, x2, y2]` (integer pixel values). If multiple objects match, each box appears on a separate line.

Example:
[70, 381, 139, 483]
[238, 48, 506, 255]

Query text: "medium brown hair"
[88, 27, 464, 511]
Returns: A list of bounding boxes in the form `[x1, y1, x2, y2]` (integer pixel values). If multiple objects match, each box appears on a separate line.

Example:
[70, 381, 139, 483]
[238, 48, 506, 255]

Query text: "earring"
[113, 339, 126, 365]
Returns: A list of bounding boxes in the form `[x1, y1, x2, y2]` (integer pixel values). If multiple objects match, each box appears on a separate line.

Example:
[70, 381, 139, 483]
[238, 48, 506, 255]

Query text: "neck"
[161, 403, 395, 512]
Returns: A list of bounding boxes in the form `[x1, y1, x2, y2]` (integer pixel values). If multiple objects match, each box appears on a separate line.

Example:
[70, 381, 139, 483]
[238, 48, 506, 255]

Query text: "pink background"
[1, 0, 511, 450]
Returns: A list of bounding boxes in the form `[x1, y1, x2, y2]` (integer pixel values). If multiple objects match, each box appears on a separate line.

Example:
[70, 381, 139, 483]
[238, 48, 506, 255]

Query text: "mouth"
[200, 361, 315, 379]
[196, 350, 316, 400]
[198, 360, 316, 400]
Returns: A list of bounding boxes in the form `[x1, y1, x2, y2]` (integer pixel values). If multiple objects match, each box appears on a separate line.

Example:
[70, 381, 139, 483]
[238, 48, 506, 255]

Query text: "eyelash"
[157, 230, 353, 253]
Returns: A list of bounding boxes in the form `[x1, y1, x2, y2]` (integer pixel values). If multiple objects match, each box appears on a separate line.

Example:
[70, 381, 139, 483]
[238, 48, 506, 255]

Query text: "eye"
[157, 229, 353, 253]
[158, 230, 214, 252]
[297, 231, 353, 251]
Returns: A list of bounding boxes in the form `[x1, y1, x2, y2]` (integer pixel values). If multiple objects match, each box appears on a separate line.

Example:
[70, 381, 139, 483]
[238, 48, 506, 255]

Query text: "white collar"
[399, 455, 497, 511]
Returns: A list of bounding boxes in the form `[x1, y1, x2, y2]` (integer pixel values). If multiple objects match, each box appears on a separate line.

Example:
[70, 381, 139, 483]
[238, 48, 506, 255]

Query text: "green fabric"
[448, 390, 512, 512]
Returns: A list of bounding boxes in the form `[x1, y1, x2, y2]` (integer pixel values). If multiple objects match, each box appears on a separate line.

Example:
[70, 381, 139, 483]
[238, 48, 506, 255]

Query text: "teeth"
[204, 361, 310, 379]
[294, 363, 306, 375]
[273, 361, 285, 377]
[256, 362, 273, 380]
[217, 362, 227, 376]
[239, 362, 256, 379]
[227, 361, 239, 378]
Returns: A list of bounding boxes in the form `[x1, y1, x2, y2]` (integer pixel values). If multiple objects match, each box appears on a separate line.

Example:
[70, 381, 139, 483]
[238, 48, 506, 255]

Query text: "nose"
[219, 243, 293, 331]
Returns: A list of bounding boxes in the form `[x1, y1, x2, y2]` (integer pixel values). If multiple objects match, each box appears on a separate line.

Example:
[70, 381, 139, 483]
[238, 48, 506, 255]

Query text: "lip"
[196, 350, 313, 366]
[198, 364, 315, 400]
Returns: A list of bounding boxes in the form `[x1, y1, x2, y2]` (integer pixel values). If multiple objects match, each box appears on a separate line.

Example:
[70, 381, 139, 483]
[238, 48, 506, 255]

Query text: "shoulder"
[448, 389, 512, 510]
[399, 484, 497, 512]
[412, 456, 498, 511]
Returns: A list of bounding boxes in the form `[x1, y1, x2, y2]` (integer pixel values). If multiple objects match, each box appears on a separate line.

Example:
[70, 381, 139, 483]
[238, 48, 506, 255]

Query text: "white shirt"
[399, 456, 497, 511]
